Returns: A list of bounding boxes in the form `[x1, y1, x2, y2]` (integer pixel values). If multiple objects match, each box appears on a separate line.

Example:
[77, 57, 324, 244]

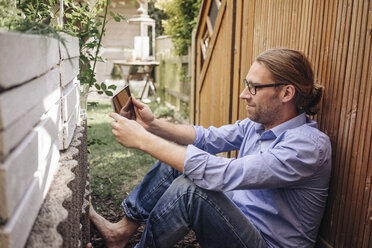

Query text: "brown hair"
[256, 48, 323, 115]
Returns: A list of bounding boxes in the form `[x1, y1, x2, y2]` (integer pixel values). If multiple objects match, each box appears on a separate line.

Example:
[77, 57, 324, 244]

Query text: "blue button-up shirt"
[183, 113, 332, 248]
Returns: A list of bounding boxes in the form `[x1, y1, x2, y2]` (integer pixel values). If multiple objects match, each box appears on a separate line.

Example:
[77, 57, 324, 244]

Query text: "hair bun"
[304, 84, 323, 115]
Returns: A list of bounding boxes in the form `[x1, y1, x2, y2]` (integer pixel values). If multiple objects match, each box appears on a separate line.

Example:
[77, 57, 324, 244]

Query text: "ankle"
[119, 215, 140, 234]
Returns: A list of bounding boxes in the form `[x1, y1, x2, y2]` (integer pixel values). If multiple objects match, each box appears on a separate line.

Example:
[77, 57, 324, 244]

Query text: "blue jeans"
[122, 161, 267, 248]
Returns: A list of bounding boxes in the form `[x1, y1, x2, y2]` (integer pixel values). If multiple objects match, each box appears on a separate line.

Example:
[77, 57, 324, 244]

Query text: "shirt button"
[258, 140, 262, 144]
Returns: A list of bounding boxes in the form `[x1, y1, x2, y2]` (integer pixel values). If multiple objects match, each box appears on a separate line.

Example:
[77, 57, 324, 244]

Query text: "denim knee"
[167, 175, 198, 194]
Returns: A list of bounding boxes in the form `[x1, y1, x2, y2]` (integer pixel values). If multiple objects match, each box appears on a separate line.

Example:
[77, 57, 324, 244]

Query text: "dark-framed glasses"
[243, 79, 288, 95]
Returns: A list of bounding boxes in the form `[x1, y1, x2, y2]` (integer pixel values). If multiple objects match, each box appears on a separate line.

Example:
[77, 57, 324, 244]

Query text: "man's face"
[240, 62, 283, 129]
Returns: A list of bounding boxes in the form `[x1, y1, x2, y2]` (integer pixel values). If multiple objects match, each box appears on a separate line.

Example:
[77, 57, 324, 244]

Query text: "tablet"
[111, 85, 136, 118]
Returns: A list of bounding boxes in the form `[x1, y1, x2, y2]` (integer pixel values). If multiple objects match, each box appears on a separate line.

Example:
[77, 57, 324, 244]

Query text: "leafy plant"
[62, 0, 127, 96]
[0, 0, 63, 40]
[0, 0, 126, 97]
[154, 0, 201, 56]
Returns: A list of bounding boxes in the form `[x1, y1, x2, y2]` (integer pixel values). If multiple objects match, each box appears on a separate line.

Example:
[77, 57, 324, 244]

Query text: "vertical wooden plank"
[265, 0, 272, 48]
[190, 29, 197, 125]
[358, 4, 372, 247]
[275, 0, 283, 48]
[299, 0, 311, 52]
[311, 0, 324, 79]
[256, 0, 263, 53]
[326, 0, 354, 245]
[353, 39, 371, 248]
[317, 1, 343, 242]
[195, 0, 214, 125]
[231, 0, 242, 124]
[315, 0, 332, 124]
[226, 0, 235, 125]
[360, 91, 372, 247]
[318, 0, 339, 131]
[267, 0, 275, 48]
[255, 0, 262, 56]
[322, 3, 346, 242]
[282, 0, 289, 46]
[341, 0, 370, 246]
[333, 0, 361, 245]
[238, 0, 255, 120]
[294, 0, 302, 49]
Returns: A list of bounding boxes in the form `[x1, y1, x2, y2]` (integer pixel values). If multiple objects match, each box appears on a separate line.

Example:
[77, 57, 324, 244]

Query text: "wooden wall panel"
[193, 0, 372, 247]
[195, 0, 235, 127]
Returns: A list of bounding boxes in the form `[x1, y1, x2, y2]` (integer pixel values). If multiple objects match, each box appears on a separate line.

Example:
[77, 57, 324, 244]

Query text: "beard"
[247, 94, 282, 129]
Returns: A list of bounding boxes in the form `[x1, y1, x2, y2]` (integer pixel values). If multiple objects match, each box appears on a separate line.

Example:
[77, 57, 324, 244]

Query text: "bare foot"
[89, 203, 139, 248]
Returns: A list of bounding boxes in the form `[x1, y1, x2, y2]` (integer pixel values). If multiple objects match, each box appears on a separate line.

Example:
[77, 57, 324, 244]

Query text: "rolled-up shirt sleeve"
[184, 129, 331, 192]
[192, 119, 247, 154]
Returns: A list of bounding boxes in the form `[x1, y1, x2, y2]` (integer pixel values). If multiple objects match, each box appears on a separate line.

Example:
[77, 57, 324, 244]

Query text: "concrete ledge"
[26, 120, 89, 248]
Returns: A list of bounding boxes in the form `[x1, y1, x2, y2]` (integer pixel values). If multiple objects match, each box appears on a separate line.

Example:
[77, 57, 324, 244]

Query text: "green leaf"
[113, 16, 120, 22]
[100, 82, 107, 90]
[108, 85, 117, 90]
[97, 91, 104, 95]
[105, 91, 113, 96]
[94, 83, 100, 90]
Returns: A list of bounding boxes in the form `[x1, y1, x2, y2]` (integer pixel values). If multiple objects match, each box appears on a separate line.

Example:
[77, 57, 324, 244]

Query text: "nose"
[240, 86, 251, 99]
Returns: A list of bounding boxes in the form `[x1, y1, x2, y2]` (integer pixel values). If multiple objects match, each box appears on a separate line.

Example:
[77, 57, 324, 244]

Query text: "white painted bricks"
[0, 102, 61, 221]
[62, 79, 80, 123]
[0, 68, 61, 157]
[60, 57, 79, 88]
[0, 31, 81, 248]
[60, 102, 79, 150]
[0, 144, 60, 248]
[0, 31, 59, 89]
[1, 178, 46, 248]
[60, 78, 80, 150]
[0, 128, 38, 221]
[59, 33, 80, 60]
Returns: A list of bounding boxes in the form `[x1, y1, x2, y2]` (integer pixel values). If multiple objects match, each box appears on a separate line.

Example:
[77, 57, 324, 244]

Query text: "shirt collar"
[254, 113, 308, 137]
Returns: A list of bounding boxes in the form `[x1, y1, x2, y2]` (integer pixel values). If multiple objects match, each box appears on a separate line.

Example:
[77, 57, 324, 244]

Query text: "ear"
[281, 84, 295, 103]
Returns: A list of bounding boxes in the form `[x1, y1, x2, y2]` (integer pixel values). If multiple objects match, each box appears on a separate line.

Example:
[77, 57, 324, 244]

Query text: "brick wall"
[0, 31, 88, 248]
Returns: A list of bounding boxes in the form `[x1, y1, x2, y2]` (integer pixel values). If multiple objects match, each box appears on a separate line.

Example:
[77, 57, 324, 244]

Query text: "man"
[89, 48, 332, 248]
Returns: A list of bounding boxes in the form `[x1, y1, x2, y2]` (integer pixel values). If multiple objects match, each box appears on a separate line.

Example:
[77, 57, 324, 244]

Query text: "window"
[200, 0, 221, 60]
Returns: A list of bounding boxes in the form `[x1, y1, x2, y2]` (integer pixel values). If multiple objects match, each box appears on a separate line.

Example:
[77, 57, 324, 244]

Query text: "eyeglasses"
[243, 79, 288, 95]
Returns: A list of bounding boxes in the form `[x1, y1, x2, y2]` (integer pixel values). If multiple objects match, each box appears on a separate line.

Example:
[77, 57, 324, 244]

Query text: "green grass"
[87, 100, 157, 216]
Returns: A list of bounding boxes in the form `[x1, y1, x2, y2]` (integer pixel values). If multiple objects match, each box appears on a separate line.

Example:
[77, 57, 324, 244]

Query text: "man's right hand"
[120, 96, 155, 131]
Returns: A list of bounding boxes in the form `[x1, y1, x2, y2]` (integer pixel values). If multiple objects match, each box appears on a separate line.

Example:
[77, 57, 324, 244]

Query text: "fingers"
[110, 120, 117, 127]
[110, 113, 125, 134]
[109, 112, 124, 121]
[131, 96, 145, 109]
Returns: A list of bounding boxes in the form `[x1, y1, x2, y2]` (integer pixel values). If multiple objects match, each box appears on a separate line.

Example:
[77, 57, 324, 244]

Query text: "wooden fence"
[191, 0, 372, 247]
